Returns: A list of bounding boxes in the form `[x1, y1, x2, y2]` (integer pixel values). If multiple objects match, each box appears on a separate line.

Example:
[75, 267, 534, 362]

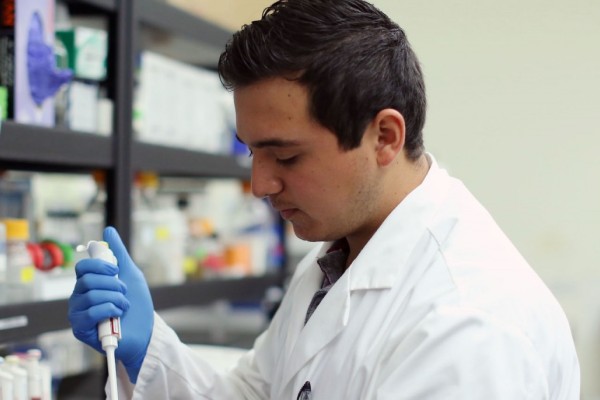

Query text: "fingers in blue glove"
[68, 296, 128, 353]
[70, 253, 130, 353]
[75, 257, 119, 278]
[69, 289, 130, 314]
[72, 272, 127, 294]
[69, 300, 127, 332]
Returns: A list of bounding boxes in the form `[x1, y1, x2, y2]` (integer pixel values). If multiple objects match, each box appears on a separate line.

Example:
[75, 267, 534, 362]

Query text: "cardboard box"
[56, 27, 107, 81]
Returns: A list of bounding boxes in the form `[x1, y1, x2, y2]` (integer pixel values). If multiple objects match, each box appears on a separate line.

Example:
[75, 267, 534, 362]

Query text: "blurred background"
[0, 0, 597, 398]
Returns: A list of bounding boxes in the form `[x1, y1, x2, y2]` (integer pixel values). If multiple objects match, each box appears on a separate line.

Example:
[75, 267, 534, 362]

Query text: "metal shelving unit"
[132, 142, 251, 178]
[0, 0, 281, 345]
[0, 121, 113, 171]
[0, 275, 280, 344]
[135, 0, 230, 47]
[63, 0, 116, 11]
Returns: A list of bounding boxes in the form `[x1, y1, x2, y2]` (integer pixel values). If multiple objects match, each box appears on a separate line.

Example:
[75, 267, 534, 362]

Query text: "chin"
[293, 231, 320, 243]
[292, 225, 338, 244]
[291, 225, 320, 243]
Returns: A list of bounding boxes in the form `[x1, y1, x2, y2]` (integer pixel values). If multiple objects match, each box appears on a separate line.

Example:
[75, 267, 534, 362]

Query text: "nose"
[251, 157, 283, 198]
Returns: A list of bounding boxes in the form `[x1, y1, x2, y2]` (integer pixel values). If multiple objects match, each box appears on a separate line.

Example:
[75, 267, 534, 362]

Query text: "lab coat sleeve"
[374, 305, 550, 400]
[111, 313, 270, 400]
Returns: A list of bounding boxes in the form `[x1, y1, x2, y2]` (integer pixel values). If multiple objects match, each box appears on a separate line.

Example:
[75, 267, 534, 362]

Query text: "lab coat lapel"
[281, 265, 351, 389]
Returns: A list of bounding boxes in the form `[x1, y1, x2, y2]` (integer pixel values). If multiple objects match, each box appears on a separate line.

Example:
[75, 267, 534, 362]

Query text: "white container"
[3, 219, 35, 303]
[25, 350, 43, 400]
[3, 356, 28, 400]
[0, 221, 7, 304]
[0, 368, 14, 400]
[132, 176, 186, 285]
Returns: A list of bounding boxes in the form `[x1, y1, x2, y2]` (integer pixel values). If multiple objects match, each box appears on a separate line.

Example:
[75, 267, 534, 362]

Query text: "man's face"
[234, 77, 382, 243]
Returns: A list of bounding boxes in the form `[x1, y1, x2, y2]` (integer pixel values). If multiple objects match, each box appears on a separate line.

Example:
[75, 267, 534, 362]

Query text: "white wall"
[372, 0, 600, 397]
[184, 0, 599, 395]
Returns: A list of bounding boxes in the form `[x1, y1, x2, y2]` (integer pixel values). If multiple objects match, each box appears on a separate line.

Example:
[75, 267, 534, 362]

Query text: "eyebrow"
[236, 134, 302, 149]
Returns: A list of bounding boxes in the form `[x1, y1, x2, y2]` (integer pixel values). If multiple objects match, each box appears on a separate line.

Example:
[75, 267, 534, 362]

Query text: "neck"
[344, 153, 430, 268]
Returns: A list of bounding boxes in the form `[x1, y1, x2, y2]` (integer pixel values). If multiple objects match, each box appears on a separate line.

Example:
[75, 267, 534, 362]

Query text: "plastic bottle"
[131, 172, 159, 281]
[79, 170, 106, 244]
[2, 355, 28, 400]
[0, 221, 7, 304]
[132, 172, 185, 285]
[3, 219, 36, 303]
[0, 367, 14, 400]
[25, 349, 43, 400]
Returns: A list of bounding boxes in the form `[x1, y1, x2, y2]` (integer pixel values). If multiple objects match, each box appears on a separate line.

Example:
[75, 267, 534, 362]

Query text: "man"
[69, 0, 580, 398]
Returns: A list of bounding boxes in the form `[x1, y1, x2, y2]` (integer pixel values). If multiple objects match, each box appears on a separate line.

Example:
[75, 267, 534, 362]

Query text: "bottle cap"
[77, 240, 117, 264]
[2, 219, 29, 240]
[136, 171, 159, 188]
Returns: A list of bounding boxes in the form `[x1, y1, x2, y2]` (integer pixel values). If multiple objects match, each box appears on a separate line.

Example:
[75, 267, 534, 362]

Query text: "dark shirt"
[304, 240, 349, 324]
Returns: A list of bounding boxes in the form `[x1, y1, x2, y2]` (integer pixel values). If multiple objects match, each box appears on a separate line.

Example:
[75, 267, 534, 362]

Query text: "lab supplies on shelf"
[0, 0, 72, 126]
[4, 218, 36, 303]
[0, 218, 77, 304]
[0, 6, 285, 397]
[134, 51, 235, 154]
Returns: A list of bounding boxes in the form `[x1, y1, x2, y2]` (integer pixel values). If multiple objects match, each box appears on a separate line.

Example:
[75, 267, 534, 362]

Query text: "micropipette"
[77, 240, 121, 400]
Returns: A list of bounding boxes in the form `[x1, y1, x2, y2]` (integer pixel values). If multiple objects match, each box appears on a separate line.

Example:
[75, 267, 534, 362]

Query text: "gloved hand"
[69, 226, 154, 383]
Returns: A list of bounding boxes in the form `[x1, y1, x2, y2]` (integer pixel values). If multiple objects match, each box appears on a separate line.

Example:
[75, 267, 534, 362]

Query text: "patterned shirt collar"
[317, 239, 349, 287]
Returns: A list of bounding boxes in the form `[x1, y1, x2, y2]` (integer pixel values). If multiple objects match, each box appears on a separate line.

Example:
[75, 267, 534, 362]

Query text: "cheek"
[305, 162, 360, 208]
[286, 151, 369, 209]
[289, 168, 328, 201]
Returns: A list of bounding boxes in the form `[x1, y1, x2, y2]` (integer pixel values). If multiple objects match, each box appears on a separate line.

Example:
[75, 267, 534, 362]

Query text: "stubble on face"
[287, 148, 383, 247]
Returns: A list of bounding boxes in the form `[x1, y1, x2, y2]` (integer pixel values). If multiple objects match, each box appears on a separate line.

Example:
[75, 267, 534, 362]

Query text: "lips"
[270, 199, 298, 220]
[279, 208, 298, 220]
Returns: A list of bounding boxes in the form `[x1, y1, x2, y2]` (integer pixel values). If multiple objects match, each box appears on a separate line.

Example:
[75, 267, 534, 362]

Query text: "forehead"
[234, 77, 307, 108]
[233, 78, 316, 145]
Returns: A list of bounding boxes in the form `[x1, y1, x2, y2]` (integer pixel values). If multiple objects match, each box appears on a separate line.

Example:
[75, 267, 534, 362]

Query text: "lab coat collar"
[278, 154, 453, 392]
[347, 153, 451, 291]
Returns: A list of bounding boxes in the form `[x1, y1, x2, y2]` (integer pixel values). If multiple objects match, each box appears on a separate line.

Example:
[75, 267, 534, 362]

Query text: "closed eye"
[276, 156, 298, 166]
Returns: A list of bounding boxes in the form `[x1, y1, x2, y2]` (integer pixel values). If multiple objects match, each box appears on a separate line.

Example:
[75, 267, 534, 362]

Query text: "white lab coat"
[115, 155, 580, 399]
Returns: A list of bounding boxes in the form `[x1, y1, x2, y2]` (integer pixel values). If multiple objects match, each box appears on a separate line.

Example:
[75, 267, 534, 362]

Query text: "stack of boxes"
[55, 23, 110, 134]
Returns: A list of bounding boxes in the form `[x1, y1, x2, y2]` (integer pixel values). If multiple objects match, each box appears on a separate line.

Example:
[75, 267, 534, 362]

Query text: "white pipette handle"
[77, 240, 120, 400]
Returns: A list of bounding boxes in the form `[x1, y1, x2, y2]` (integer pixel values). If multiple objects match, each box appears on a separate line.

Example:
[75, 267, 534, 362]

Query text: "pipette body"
[77, 240, 121, 400]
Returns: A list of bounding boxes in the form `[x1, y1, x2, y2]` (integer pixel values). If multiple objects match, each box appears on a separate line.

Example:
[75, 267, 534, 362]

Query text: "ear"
[371, 109, 406, 167]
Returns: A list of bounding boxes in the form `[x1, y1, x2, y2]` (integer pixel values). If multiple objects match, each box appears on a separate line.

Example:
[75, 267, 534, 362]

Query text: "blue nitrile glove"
[69, 226, 154, 383]
[27, 13, 72, 106]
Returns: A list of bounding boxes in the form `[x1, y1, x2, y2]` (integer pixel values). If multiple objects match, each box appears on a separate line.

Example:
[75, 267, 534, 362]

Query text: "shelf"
[136, 1, 230, 51]
[132, 141, 251, 179]
[151, 274, 281, 310]
[0, 275, 280, 343]
[0, 299, 70, 344]
[62, 0, 117, 12]
[0, 121, 113, 172]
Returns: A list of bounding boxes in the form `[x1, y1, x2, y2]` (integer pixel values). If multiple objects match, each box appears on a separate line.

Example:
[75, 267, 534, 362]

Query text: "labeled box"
[0, 0, 72, 126]
[55, 27, 107, 81]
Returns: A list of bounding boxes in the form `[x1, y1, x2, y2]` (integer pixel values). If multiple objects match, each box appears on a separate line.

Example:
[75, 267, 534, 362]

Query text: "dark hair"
[218, 0, 426, 160]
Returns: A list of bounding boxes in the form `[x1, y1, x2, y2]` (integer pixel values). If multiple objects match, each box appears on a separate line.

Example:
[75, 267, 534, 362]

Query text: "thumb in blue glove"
[69, 227, 154, 383]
